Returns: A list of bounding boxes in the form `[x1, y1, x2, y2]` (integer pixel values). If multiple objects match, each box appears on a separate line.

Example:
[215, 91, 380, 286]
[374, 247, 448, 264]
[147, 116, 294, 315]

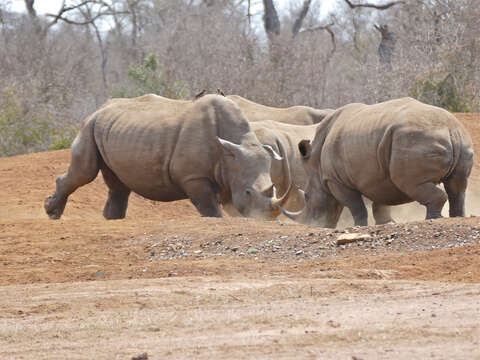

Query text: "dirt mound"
[0, 113, 479, 359]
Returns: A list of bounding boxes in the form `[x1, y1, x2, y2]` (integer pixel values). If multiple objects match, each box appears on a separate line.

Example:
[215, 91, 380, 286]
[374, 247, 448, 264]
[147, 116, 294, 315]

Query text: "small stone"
[231, 246, 239, 252]
[131, 353, 148, 360]
[336, 233, 372, 245]
[93, 270, 104, 278]
[295, 250, 304, 255]
[194, 250, 202, 254]
[327, 320, 340, 328]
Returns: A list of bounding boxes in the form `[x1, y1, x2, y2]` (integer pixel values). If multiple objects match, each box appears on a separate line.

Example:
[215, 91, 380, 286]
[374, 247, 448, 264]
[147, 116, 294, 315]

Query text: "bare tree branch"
[298, 22, 337, 104]
[292, 0, 312, 37]
[44, 1, 130, 28]
[344, 0, 405, 10]
[81, 4, 108, 92]
[298, 22, 336, 62]
[298, 22, 334, 36]
[45, 11, 122, 26]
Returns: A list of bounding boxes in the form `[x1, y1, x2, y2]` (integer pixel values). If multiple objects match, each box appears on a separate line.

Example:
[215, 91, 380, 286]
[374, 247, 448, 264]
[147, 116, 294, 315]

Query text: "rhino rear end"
[45, 114, 102, 219]
[442, 127, 474, 217]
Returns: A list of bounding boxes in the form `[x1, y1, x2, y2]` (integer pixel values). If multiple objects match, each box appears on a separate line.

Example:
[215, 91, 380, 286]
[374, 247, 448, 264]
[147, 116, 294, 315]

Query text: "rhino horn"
[217, 137, 243, 157]
[297, 187, 306, 204]
[269, 139, 294, 208]
[271, 182, 293, 207]
[263, 144, 283, 160]
[278, 205, 303, 221]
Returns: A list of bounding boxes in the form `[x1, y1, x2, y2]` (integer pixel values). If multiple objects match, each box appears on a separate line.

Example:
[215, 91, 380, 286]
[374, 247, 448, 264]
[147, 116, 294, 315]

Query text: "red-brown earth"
[0, 113, 479, 359]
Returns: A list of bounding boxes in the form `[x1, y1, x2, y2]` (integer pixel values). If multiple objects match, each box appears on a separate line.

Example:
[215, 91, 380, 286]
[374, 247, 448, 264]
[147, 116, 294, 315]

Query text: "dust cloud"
[337, 182, 480, 228]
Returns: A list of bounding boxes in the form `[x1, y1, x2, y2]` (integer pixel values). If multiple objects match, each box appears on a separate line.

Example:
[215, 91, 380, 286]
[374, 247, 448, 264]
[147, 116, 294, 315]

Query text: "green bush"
[112, 54, 190, 99]
[409, 73, 470, 112]
[50, 135, 75, 151]
[0, 87, 76, 157]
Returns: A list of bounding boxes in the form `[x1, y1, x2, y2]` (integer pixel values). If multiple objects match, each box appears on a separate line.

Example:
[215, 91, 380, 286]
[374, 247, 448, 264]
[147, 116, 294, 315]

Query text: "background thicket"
[0, 0, 478, 156]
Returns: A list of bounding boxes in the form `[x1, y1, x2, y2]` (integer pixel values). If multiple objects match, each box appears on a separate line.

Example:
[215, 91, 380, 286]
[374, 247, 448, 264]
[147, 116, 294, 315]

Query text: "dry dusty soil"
[0, 113, 479, 359]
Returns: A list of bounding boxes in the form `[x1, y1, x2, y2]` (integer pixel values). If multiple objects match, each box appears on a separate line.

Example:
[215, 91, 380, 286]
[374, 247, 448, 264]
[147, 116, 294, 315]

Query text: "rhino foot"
[44, 194, 66, 220]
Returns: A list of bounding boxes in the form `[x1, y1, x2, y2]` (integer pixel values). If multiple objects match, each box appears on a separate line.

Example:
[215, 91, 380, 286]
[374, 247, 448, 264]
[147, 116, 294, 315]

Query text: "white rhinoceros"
[222, 120, 318, 218]
[45, 94, 291, 219]
[280, 97, 474, 227]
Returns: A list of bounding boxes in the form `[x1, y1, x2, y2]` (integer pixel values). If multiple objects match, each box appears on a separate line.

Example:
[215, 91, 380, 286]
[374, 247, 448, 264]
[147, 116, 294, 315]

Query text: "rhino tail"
[444, 128, 474, 181]
[442, 128, 474, 217]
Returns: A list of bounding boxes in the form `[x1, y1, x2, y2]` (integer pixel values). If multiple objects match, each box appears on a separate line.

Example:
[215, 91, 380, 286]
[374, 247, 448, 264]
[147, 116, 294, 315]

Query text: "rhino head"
[279, 139, 343, 227]
[217, 134, 292, 219]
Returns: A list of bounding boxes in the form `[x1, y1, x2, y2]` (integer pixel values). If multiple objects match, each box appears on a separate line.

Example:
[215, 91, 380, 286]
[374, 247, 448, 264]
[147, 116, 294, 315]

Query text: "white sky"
[10, 0, 65, 15]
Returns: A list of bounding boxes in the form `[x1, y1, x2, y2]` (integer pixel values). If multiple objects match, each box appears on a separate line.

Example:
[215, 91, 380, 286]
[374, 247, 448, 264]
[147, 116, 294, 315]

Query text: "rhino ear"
[298, 139, 311, 159]
[262, 144, 283, 160]
[217, 137, 242, 157]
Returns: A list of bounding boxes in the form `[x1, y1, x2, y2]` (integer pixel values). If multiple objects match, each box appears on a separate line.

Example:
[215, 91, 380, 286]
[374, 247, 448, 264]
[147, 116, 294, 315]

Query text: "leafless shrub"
[0, 0, 478, 157]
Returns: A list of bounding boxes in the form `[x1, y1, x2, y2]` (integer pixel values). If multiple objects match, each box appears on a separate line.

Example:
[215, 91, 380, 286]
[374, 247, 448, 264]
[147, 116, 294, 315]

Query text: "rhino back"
[228, 95, 327, 125]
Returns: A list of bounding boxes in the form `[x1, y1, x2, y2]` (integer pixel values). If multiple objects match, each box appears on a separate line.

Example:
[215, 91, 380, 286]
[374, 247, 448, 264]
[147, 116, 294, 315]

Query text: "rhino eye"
[245, 189, 252, 196]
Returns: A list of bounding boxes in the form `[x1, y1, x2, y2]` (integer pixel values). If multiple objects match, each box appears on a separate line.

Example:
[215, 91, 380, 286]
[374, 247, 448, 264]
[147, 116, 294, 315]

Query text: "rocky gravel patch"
[141, 217, 480, 262]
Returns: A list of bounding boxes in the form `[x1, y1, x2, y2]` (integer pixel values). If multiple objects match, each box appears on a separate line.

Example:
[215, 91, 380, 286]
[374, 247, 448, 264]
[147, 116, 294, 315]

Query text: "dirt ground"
[0, 113, 479, 359]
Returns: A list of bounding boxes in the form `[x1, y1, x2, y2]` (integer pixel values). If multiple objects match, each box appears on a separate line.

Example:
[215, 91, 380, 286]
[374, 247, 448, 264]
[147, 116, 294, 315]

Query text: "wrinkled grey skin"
[280, 98, 474, 228]
[223, 120, 317, 217]
[227, 95, 334, 125]
[45, 95, 287, 220]
[224, 120, 393, 225]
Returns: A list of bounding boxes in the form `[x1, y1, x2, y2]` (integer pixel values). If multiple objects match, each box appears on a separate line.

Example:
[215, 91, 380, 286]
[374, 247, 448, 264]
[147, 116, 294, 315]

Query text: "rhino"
[45, 94, 291, 220]
[223, 120, 317, 217]
[280, 97, 474, 227]
[227, 95, 334, 125]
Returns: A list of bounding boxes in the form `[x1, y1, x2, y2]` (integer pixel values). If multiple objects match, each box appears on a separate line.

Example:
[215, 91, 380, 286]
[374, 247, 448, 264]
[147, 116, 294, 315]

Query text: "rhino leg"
[45, 135, 100, 219]
[372, 203, 395, 224]
[328, 181, 368, 226]
[183, 178, 222, 217]
[399, 182, 447, 219]
[101, 165, 131, 219]
[443, 175, 467, 217]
